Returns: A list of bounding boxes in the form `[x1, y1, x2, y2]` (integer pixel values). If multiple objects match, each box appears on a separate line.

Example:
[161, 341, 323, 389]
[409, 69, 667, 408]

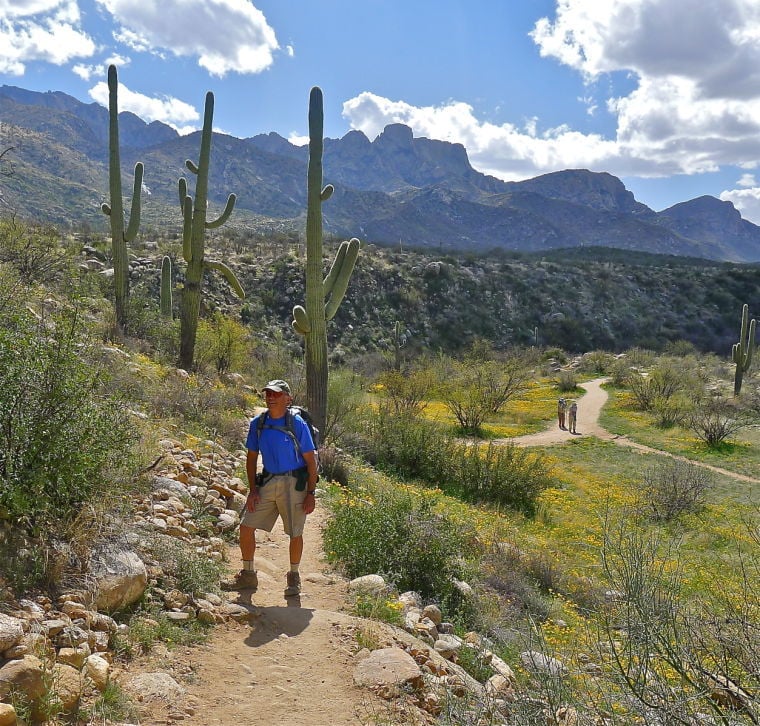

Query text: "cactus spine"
[178, 91, 243, 370]
[291, 86, 359, 433]
[160, 256, 173, 319]
[732, 303, 756, 396]
[101, 64, 143, 329]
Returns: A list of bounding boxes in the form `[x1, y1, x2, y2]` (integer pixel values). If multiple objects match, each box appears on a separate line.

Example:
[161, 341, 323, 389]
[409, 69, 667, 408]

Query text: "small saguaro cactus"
[291, 86, 360, 434]
[100, 64, 143, 329]
[178, 91, 244, 370]
[160, 255, 173, 319]
[732, 303, 756, 396]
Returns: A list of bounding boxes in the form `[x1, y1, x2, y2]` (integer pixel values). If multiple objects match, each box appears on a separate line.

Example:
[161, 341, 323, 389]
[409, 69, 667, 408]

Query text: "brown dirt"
[122, 377, 757, 725]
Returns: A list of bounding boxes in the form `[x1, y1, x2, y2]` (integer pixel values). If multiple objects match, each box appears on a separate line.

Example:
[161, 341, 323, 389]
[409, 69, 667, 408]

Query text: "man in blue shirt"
[223, 379, 318, 596]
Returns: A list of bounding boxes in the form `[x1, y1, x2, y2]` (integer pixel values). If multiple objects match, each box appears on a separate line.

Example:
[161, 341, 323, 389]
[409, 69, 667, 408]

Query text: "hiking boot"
[284, 571, 301, 596]
[221, 569, 258, 591]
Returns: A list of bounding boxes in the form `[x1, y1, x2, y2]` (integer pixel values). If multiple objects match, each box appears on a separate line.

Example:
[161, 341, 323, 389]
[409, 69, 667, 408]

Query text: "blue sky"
[3, 0, 760, 223]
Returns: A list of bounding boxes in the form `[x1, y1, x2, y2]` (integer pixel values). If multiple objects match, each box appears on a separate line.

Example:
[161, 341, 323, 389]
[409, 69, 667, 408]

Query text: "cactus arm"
[178, 177, 187, 207]
[181, 196, 193, 263]
[321, 184, 333, 201]
[101, 203, 111, 215]
[124, 161, 143, 242]
[293, 305, 311, 334]
[206, 260, 245, 299]
[206, 193, 236, 228]
[324, 238, 360, 320]
[186, 160, 199, 175]
[160, 256, 173, 318]
[323, 238, 348, 294]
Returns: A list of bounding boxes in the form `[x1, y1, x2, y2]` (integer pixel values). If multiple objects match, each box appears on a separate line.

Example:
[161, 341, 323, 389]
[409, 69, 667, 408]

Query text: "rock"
[485, 673, 512, 696]
[398, 591, 422, 610]
[85, 655, 110, 691]
[51, 663, 82, 712]
[0, 614, 24, 652]
[0, 703, 16, 726]
[421, 604, 442, 625]
[56, 646, 89, 669]
[124, 671, 185, 702]
[0, 655, 45, 701]
[520, 650, 566, 676]
[348, 574, 387, 595]
[90, 544, 148, 612]
[433, 634, 463, 660]
[353, 647, 423, 695]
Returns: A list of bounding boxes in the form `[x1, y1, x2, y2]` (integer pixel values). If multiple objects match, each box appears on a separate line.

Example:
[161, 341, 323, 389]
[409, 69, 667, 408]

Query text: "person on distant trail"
[557, 397, 567, 430]
[568, 401, 578, 434]
[222, 379, 318, 597]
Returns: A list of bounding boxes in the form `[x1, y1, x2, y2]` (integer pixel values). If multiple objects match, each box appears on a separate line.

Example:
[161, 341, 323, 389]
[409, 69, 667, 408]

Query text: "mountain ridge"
[1, 83, 760, 261]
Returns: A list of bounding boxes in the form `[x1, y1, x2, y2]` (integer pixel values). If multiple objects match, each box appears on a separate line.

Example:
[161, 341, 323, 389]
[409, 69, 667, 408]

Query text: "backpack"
[256, 406, 321, 470]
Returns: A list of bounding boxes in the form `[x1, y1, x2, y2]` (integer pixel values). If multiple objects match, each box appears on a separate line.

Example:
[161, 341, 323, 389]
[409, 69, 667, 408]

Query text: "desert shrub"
[375, 367, 431, 416]
[143, 535, 225, 596]
[652, 393, 693, 428]
[196, 311, 252, 374]
[318, 444, 351, 486]
[0, 217, 71, 283]
[324, 484, 474, 602]
[686, 395, 757, 447]
[325, 367, 367, 445]
[578, 350, 615, 374]
[445, 441, 554, 516]
[664, 339, 697, 357]
[555, 370, 579, 393]
[636, 459, 712, 521]
[0, 308, 137, 538]
[360, 411, 449, 482]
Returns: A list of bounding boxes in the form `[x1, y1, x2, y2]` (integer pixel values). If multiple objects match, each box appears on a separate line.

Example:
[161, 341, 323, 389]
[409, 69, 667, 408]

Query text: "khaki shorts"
[241, 474, 307, 537]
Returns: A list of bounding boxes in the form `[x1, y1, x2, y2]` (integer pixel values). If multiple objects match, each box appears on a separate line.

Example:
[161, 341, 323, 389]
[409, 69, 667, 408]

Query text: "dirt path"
[502, 377, 759, 485]
[125, 506, 390, 726]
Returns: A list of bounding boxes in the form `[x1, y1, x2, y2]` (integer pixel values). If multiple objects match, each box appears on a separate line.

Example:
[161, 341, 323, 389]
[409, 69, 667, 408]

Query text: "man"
[568, 401, 578, 434]
[222, 379, 319, 596]
[557, 397, 567, 430]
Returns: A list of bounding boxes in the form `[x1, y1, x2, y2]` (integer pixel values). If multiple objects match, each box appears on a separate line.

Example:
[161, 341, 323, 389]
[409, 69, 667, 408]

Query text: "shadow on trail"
[242, 605, 315, 649]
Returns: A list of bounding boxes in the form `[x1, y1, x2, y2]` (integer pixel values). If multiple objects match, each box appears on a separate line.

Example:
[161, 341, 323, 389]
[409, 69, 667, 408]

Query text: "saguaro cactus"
[291, 86, 359, 433]
[732, 303, 756, 396]
[178, 91, 244, 370]
[100, 64, 143, 329]
[160, 255, 173, 319]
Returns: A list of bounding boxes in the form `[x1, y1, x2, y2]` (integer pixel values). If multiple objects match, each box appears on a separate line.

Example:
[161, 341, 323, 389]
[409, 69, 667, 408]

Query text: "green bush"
[446, 441, 554, 516]
[324, 483, 474, 602]
[0, 308, 137, 537]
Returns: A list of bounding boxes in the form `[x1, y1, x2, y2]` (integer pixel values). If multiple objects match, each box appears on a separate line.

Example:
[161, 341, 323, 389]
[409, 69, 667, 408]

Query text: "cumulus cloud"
[720, 187, 760, 225]
[73, 53, 130, 81]
[89, 81, 199, 131]
[0, 0, 96, 74]
[342, 0, 760, 193]
[95, 0, 279, 76]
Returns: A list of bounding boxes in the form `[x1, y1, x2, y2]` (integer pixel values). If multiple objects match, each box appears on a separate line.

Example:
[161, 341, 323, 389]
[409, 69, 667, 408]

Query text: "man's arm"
[245, 449, 260, 511]
[301, 450, 318, 514]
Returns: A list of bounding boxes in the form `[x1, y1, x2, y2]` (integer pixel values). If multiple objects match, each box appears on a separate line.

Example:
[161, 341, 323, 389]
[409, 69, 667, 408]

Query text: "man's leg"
[222, 525, 259, 590]
[285, 535, 304, 596]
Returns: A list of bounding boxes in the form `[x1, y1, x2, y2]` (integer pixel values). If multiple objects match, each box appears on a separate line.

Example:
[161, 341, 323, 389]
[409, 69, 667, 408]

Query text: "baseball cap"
[262, 379, 291, 394]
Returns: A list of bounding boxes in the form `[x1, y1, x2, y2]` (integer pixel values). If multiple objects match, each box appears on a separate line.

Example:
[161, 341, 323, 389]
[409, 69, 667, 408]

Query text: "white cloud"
[720, 187, 760, 225]
[287, 133, 308, 147]
[95, 0, 279, 76]
[342, 0, 760, 189]
[89, 81, 199, 130]
[0, 0, 96, 74]
[72, 54, 130, 81]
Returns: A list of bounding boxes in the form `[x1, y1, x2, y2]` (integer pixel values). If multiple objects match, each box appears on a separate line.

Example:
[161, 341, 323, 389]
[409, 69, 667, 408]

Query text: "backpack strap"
[257, 409, 303, 458]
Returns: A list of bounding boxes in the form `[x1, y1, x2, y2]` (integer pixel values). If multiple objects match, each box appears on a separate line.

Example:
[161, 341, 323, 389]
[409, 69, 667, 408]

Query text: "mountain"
[2, 84, 760, 261]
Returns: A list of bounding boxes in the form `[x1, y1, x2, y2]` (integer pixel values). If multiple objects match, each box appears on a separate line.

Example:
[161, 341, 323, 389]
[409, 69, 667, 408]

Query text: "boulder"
[0, 655, 45, 702]
[0, 614, 24, 652]
[353, 647, 423, 694]
[90, 543, 148, 612]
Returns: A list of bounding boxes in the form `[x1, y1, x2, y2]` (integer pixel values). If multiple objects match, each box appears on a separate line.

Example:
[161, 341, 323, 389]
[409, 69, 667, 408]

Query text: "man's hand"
[302, 492, 316, 515]
[246, 489, 260, 512]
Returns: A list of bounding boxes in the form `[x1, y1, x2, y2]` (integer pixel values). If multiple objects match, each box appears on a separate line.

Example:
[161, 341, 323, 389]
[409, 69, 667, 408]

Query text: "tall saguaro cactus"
[291, 87, 360, 434]
[732, 303, 756, 396]
[101, 64, 143, 329]
[178, 91, 244, 370]
[160, 256, 173, 319]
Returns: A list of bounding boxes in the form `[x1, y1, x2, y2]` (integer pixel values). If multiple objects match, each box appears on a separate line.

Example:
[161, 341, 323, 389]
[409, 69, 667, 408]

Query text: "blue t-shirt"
[245, 412, 315, 473]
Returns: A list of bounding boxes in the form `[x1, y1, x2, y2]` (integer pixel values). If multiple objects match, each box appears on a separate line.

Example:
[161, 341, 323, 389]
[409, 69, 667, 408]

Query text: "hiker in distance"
[568, 400, 578, 434]
[557, 397, 567, 430]
[222, 379, 319, 597]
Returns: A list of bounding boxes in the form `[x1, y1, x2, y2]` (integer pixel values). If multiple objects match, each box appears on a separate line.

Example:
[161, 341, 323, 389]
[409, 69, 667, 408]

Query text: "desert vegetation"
[0, 216, 758, 724]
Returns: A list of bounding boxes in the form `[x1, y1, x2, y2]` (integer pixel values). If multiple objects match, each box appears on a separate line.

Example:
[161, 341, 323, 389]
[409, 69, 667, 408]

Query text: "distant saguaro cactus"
[178, 91, 244, 370]
[732, 303, 756, 396]
[100, 64, 143, 329]
[291, 86, 359, 433]
[160, 255, 173, 319]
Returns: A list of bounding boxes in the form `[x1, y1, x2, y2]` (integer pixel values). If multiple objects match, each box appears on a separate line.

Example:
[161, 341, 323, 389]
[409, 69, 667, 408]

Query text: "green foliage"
[555, 370, 579, 393]
[324, 484, 474, 602]
[352, 593, 404, 626]
[0, 217, 71, 283]
[85, 682, 140, 724]
[325, 367, 367, 445]
[0, 307, 137, 540]
[195, 311, 251, 374]
[148, 536, 225, 595]
[375, 367, 431, 416]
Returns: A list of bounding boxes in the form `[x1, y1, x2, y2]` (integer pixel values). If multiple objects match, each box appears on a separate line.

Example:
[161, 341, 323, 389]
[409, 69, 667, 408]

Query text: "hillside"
[3, 84, 760, 261]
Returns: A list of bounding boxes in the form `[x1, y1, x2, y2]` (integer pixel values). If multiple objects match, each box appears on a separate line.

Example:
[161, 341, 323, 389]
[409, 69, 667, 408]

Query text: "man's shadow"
[231, 592, 314, 648]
